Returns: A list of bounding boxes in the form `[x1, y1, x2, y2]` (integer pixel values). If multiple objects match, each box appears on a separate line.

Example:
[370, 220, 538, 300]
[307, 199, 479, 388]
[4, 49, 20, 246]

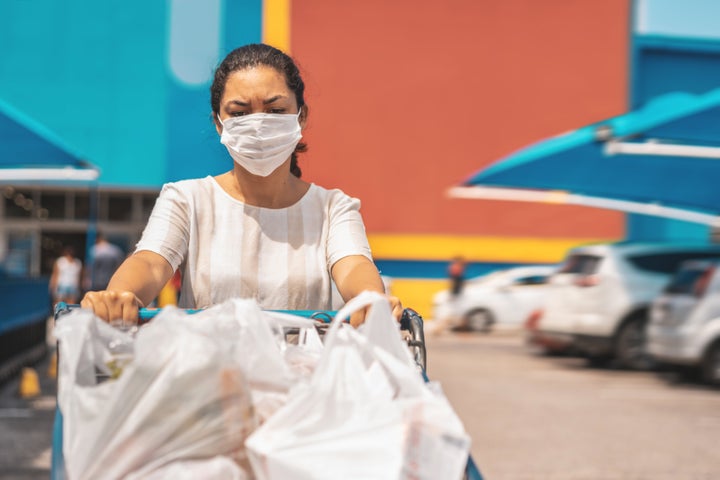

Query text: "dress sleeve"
[134, 182, 190, 272]
[326, 191, 373, 271]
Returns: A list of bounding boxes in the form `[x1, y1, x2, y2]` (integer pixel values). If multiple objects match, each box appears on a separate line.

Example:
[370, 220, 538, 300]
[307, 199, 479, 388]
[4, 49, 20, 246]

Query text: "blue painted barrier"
[0, 276, 50, 335]
[0, 276, 51, 366]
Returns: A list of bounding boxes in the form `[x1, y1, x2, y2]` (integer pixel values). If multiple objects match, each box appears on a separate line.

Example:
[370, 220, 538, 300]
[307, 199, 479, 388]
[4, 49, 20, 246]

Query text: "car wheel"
[465, 309, 494, 333]
[702, 341, 720, 387]
[615, 318, 654, 370]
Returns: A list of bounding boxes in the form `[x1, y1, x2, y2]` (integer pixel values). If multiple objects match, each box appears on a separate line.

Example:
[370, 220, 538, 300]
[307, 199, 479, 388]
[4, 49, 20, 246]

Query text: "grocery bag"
[233, 306, 323, 422]
[136, 456, 248, 480]
[56, 298, 318, 480]
[246, 291, 472, 480]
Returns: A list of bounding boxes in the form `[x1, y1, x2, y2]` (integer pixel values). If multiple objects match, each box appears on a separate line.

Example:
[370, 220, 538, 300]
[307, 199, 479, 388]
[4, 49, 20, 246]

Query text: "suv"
[537, 242, 720, 369]
[647, 260, 720, 385]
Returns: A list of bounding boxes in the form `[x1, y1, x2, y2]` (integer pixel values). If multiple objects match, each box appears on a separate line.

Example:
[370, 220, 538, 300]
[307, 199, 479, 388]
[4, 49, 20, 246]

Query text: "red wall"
[292, 0, 629, 238]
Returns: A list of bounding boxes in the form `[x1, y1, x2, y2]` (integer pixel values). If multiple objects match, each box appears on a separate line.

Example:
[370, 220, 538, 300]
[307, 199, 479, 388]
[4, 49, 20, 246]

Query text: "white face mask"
[218, 111, 302, 177]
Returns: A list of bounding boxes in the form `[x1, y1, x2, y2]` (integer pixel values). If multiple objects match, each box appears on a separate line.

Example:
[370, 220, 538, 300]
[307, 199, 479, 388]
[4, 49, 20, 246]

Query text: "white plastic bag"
[172, 302, 322, 424]
[57, 298, 325, 479]
[227, 306, 323, 422]
[135, 456, 249, 480]
[246, 291, 472, 480]
[58, 299, 303, 480]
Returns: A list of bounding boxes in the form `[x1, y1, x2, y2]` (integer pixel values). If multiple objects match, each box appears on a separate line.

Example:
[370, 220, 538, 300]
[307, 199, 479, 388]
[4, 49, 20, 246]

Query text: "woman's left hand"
[349, 294, 403, 328]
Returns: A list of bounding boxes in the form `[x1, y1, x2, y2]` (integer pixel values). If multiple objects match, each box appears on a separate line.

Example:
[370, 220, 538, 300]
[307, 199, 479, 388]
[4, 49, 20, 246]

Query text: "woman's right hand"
[80, 290, 144, 324]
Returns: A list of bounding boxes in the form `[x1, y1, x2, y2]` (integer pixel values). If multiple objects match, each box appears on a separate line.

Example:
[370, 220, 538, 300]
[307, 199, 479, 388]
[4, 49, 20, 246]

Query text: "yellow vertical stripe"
[388, 279, 449, 320]
[262, 0, 291, 52]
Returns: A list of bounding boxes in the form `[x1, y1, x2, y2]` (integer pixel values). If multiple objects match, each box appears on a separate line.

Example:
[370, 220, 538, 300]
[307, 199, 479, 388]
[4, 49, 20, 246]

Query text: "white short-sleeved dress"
[135, 176, 373, 310]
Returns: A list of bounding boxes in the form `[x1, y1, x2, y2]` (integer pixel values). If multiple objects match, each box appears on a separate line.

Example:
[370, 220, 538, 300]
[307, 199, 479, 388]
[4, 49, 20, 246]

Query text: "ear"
[213, 112, 223, 136]
[299, 105, 308, 129]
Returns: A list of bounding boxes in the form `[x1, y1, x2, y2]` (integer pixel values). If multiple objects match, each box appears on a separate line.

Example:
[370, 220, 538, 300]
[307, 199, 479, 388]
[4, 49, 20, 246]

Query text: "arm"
[81, 250, 173, 323]
[81, 182, 190, 323]
[332, 255, 402, 327]
[326, 192, 402, 326]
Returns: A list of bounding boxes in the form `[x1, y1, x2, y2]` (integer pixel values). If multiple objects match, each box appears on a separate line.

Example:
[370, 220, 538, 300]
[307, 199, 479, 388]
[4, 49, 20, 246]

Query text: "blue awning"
[0, 98, 98, 184]
[449, 88, 720, 225]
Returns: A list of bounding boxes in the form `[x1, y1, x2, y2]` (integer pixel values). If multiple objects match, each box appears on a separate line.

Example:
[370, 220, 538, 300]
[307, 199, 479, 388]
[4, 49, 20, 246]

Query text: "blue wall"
[627, 0, 720, 242]
[0, 0, 262, 188]
[165, 0, 262, 182]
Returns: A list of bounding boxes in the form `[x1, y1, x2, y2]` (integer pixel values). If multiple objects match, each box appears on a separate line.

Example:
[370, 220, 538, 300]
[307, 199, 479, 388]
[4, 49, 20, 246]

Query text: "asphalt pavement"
[426, 328, 720, 480]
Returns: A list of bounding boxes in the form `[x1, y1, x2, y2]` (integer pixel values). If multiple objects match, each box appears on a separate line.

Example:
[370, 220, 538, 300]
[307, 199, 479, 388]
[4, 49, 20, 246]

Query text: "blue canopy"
[0, 98, 98, 183]
[450, 88, 720, 225]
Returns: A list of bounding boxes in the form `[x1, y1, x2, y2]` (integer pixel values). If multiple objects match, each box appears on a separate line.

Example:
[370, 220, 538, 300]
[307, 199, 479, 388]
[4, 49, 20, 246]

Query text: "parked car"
[525, 308, 577, 355]
[432, 265, 555, 332]
[647, 259, 720, 385]
[537, 242, 720, 369]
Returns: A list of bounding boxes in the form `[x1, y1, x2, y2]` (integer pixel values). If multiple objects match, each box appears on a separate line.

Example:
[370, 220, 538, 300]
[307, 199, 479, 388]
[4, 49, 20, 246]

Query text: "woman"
[51, 246, 83, 304]
[81, 44, 401, 326]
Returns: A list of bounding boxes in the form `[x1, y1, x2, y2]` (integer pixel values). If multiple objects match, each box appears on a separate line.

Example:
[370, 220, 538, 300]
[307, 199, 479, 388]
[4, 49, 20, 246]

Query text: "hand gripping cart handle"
[49, 304, 482, 480]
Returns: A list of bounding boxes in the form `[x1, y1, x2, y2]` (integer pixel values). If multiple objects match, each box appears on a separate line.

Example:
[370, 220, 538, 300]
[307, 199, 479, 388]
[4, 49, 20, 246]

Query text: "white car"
[647, 259, 720, 385]
[538, 242, 720, 369]
[432, 265, 555, 332]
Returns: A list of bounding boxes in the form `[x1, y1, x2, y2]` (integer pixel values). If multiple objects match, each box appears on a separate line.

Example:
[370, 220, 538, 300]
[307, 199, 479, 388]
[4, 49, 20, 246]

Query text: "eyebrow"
[263, 95, 286, 105]
[227, 95, 287, 107]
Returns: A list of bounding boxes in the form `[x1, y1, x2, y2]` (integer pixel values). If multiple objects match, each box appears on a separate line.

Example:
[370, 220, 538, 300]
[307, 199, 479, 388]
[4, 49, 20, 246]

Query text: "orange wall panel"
[292, 0, 629, 238]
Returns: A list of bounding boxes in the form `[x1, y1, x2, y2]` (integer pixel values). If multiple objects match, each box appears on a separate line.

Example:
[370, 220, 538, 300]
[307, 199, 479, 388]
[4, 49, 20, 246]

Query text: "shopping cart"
[50, 303, 483, 480]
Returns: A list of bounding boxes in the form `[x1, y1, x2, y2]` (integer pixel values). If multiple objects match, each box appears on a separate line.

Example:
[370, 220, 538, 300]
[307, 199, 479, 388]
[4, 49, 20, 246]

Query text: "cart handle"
[53, 302, 427, 372]
[54, 302, 337, 323]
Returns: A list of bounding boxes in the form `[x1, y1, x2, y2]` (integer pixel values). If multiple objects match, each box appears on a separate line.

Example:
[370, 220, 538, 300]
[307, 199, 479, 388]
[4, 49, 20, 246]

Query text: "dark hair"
[211, 43, 307, 178]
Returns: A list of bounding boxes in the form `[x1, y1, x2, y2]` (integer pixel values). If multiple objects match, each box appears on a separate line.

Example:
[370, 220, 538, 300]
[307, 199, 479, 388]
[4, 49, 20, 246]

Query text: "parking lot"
[2, 328, 720, 479]
[428, 329, 720, 480]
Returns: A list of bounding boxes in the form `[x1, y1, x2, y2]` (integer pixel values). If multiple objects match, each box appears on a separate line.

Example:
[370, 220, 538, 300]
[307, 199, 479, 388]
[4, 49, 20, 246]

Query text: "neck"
[222, 165, 308, 208]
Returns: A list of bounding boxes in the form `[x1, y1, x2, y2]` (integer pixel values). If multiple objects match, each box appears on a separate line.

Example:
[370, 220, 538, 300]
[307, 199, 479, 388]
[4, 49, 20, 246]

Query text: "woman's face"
[215, 65, 306, 131]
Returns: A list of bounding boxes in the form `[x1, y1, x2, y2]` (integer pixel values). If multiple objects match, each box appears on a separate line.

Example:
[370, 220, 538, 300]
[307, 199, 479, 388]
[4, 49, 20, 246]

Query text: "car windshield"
[469, 271, 507, 285]
[469, 269, 550, 287]
[628, 251, 720, 275]
[558, 254, 601, 275]
[665, 266, 713, 294]
[513, 275, 549, 286]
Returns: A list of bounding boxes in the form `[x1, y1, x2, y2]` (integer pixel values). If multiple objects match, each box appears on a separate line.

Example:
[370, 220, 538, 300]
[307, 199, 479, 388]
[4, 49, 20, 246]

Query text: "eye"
[269, 108, 286, 114]
[230, 111, 248, 117]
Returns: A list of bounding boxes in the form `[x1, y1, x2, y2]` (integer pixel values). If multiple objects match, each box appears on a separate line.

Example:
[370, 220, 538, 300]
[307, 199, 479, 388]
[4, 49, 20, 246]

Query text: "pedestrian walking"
[448, 256, 467, 296]
[50, 246, 82, 304]
[85, 233, 124, 291]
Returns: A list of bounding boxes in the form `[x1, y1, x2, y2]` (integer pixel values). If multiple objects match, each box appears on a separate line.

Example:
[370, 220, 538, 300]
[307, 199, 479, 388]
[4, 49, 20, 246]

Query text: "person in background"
[81, 43, 401, 326]
[85, 232, 125, 292]
[448, 256, 467, 296]
[50, 246, 83, 304]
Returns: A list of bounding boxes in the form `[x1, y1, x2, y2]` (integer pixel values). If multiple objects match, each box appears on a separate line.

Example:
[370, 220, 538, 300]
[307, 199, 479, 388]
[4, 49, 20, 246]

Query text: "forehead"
[222, 65, 291, 102]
